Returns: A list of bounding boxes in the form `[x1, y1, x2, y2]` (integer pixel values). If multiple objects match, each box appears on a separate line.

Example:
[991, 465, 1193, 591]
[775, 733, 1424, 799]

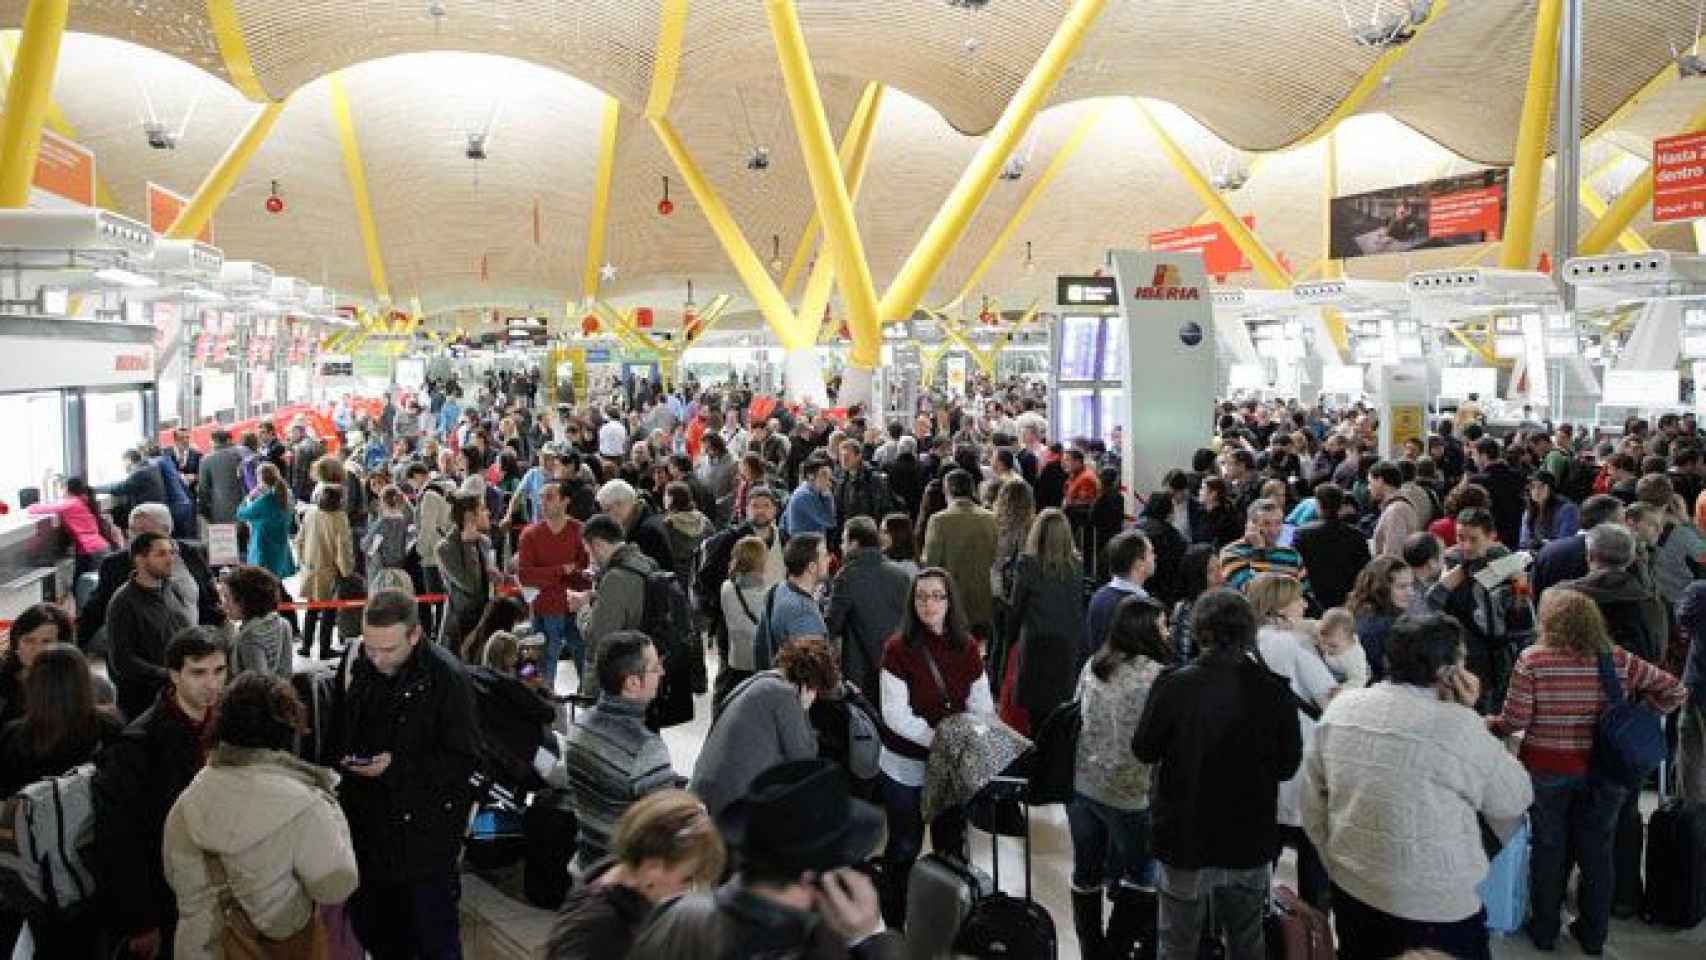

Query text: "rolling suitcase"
[904, 852, 991, 960]
[1642, 798, 1706, 928]
[523, 787, 579, 909]
[1264, 884, 1333, 960]
[953, 776, 1058, 960]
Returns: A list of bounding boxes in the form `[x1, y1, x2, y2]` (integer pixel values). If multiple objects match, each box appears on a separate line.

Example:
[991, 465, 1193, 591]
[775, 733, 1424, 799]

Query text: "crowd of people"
[2, 366, 1704, 960]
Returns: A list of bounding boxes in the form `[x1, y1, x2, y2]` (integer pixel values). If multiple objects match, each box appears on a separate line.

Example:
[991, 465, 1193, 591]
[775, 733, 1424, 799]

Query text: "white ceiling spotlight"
[747, 146, 770, 171]
[464, 132, 488, 161]
[1212, 168, 1250, 192]
[947, 0, 990, 8]
[1341, 0, 1433, 50]
[599, 263, 618, 282]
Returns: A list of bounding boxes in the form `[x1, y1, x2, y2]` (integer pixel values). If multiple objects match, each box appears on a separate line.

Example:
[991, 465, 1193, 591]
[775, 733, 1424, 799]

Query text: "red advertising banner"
[1654, 130, 1706, 224]
[34, 129, 95, 207]
[1148, 218, 1254, 277]
[146, 182, 214, 244]
[1428, 185, 1503, 240]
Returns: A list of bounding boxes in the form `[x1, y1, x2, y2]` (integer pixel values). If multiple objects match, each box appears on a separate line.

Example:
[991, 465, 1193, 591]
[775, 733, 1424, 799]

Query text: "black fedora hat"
[717, 759, 885, 875]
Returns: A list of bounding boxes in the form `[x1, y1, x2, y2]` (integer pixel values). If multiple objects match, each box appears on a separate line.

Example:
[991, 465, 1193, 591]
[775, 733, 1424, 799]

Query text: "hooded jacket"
[1558, 567, 1658, 661]
[231, 612, 295, 680]
[163, 746, 359, 959]
[662, 509, 713, 583]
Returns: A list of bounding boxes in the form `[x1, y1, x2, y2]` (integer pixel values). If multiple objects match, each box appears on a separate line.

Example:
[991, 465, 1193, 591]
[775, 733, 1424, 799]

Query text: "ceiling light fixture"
[657, 176, 674, 216]
[265, 179, 285, 213]
[769, 235, 784, 274]
[1023, 240, 1035, 274]
[143, 120, 176, 150]
[1212, 168, 1250, 191]
[1344, 0, 1431, 49]
[747, 146, 770, 171]
[947, 0, 990, 9]
[93, 267, 158, 288]
[464, 132, 488, 161]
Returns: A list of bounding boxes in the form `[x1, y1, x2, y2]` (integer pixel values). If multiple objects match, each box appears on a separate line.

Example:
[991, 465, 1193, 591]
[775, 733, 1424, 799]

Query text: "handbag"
[1591, 651, 1667, 788]
[203, 852, 328, 960]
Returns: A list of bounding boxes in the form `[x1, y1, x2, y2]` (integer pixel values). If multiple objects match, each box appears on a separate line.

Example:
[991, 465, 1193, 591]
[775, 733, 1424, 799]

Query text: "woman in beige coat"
[164, 673, 358, 959]
[294, 483, 354, 659]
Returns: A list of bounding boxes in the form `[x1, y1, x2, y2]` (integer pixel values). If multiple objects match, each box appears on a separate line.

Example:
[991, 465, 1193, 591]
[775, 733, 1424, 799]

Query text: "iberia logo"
[1135, 264, 1201, 301]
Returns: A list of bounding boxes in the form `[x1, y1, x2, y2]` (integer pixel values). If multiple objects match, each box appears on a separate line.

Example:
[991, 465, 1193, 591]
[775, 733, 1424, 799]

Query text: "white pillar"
[782, 346, 830, 407]
[839, 364, 875, 412]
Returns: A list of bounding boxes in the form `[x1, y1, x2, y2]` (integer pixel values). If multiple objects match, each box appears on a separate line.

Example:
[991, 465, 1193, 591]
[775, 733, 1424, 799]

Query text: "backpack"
[617, 564, 702, 730]
[1592, 652, 1667, 789]
[1026, 699, 1082, 805]
[0, 763, 99, 914]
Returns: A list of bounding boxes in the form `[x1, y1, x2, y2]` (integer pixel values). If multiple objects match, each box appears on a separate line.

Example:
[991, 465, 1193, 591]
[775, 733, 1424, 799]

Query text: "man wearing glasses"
[558, 631, 679, 870]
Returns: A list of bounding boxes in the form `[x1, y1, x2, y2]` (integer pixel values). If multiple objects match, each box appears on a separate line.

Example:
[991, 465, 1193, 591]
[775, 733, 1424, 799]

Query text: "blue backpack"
[1592, 652, 1667, 789]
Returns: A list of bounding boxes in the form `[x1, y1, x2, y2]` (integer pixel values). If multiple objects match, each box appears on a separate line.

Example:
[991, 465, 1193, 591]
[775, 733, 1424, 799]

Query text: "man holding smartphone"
[334, 589, 480, 959]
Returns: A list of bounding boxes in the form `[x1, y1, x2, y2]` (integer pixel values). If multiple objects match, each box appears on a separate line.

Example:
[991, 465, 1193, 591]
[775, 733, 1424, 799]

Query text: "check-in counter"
[0, 508, 70, 623]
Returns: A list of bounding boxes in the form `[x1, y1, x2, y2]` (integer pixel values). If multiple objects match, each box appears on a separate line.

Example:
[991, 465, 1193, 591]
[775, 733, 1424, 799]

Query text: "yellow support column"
[328, 75, 391, 305]
[800, 83, 882, 341]
[767, 0, 885, 410]
[880, 0, 1109, 323]
[1137, 100, 1291, 290]
[0, 0, 68, 208]
[1498, 0, 1563, 269]
[1319, 131, 1350, 359]
[1580, 102, 1706, 254]
[644, 0, 690, 118]
[0, 31, 117, 209]
[580, 97, 621, 303]
[1578, 183, 1650, 254]
[166, 100, 286, 239]
[650, 119, 811, 351]
[784, 82, 881, 299]
[945, 105, 1109, 311]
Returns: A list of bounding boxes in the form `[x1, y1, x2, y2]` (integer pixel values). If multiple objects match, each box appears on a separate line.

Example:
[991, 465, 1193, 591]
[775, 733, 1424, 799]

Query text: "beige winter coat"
[163, 745, 359, 959]
[294, 506, 353, 601]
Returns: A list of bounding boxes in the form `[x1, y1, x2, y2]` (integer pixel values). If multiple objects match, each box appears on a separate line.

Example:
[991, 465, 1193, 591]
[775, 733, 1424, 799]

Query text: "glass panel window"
[0, 391, 64, 506]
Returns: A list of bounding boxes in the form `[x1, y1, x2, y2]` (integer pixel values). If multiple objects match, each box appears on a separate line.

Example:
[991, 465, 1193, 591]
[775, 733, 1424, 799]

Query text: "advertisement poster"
[1329, 170, 1508, 260]
[1148, 218, 1255, 276]
[945, 355, 968, 398]
[146, 182, 214, 244]
[1056, 314, 1101, 380]
[0, 111, 98, 207]
[1654, 130, 1706, 224]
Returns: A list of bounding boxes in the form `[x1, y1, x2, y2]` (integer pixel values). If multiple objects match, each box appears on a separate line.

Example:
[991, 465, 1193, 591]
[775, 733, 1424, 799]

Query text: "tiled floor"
[306, 646, 1706, 959]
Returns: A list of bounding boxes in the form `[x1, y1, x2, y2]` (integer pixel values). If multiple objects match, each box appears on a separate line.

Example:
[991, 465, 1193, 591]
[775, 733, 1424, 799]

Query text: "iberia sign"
[1133, 264, 1202, 301]
[1654, 130, 1706, 224]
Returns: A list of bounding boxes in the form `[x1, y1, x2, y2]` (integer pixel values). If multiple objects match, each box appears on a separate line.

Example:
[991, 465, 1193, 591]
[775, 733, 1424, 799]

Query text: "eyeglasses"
[915, 590, 949, 602]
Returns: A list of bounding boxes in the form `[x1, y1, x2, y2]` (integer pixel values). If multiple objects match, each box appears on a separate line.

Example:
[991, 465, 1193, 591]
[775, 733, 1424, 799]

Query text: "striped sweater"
[560, 694, 678, 868]
[1219, 542, 1309, 596]
[1492, 646, 1686, 776]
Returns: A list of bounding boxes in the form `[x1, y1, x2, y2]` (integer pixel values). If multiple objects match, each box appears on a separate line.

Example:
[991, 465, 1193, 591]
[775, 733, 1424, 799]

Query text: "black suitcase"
[523, 787, 579, 909]
[1643, 798, 1706, 927]
[953, 776, 1058, 960]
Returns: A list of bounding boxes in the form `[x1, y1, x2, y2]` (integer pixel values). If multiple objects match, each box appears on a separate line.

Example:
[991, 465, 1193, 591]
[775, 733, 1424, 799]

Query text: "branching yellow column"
[946, 105, 1109, 312]
[879, 0, 1109, 323]
[785, 83, 882, 300]
[0, 0, 68, 208]
[1578, 183, 1650, 254]
[1138, 100, 1291, 290]
[802, 83, 883, 342]
[644, 0, 690, 119]
[650, 119, 810, 350]
[768, 0, 884, 392]
[167, 100, 287, 239]
[1499, 0, 1563, 269]
[328, 75, 391, 305]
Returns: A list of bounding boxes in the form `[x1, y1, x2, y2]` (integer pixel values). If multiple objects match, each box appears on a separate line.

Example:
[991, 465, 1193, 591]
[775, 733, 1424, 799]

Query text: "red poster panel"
[146, 182, 214, 244]
[1148, 218, 1254, 276]
[1428, 186, 1503, 240]
[1654, 130, 1706, 224]
[34, 129, 95, 206]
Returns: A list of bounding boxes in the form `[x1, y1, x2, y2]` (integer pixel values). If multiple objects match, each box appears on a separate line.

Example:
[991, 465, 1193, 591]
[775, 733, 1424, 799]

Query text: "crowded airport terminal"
[4, 1, 1706, 958]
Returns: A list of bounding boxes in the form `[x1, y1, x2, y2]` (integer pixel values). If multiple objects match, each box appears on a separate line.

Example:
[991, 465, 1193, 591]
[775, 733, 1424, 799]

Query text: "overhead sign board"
[1330, 169, 1508, 260]
[1603, 369, 1680, 408]
[1653, 130, 1706, 224]
[1, 335, 153, 390]
[1056, 275, 1119, 307]
[1439, 366, 1497, 399]
[1148, 218, 1254, 277]
[146, 182, 213, 244]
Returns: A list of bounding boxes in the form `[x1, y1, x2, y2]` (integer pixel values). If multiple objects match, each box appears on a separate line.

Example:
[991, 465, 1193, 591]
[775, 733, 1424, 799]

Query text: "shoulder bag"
[1592, 652, 1667, 788]
[203, 851, 327, 959]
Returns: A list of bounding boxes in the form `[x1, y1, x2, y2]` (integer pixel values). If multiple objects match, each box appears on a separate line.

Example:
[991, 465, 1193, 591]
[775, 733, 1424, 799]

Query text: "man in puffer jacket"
[164, 673, 358, 959]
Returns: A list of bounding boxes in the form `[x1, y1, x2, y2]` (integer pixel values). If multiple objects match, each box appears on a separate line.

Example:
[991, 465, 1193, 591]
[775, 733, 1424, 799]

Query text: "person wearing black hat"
[643, 758, 902, 960]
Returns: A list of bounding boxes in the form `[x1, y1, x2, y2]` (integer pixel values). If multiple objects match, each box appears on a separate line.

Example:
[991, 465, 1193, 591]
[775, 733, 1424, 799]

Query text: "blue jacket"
[781, 481, 835, 537]
[1519, 499, 1580, 552]
[237, 490, 297, 579]
[1082, 579, 1147, 673]
[436, 399, 461, 437]
[154, 455, 195, 536]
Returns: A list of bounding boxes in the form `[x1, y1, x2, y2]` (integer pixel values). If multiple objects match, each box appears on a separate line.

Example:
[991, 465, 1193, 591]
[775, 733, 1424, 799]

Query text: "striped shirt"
[561, 694, 677, 868]
[1219, 542, 1309, 596]
[1492, 646, 1686, 776]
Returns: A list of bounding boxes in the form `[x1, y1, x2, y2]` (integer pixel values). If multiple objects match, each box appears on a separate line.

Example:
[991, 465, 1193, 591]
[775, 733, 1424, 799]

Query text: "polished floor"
[434, 648, 1706, 959]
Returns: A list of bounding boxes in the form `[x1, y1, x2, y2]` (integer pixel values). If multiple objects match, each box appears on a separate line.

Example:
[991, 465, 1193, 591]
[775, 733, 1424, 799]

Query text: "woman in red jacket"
[28, 476, 122, 576]
[875, 567, 995, 906]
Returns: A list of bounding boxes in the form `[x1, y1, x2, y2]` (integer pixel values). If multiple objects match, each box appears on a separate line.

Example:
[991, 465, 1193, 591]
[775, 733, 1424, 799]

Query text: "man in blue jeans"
[515, 480, 591, 687]
[1133, 589, 1301, 960]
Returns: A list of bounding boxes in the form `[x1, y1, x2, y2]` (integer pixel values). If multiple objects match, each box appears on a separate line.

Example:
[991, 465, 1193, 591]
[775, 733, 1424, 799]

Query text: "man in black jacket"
[105, 531, 196, 720]
[97, 447, 167, 527]
[1469, 437, 1528, 550]
[1293, 483, 1372, 612]
[826, 517, 911, 698]
[1560, 523, 1658, 661]
[94, 626, 227, 958]
[1532, 494, 1625, 599]
[1133, 589, 1301, 960]
[334, 589, 480, 959]
[833, 440, 894, 537]
[595, 478, 676, 573]
[79, 503, 223, 652]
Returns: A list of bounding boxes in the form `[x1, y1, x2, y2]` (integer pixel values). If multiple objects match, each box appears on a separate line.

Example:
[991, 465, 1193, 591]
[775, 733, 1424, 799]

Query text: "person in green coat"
[237, 462, 297, 581]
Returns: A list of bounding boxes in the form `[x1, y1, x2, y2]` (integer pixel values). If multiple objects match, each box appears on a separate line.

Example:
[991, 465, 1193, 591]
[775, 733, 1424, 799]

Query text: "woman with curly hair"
[688, 637, 841, 818]
[1347, 555, 1416, 684]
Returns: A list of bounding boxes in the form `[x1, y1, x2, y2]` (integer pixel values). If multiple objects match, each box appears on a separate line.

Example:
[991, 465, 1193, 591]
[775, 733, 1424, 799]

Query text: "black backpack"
[616, 564, 702, 730]
[1026, 699, 1082, 806]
